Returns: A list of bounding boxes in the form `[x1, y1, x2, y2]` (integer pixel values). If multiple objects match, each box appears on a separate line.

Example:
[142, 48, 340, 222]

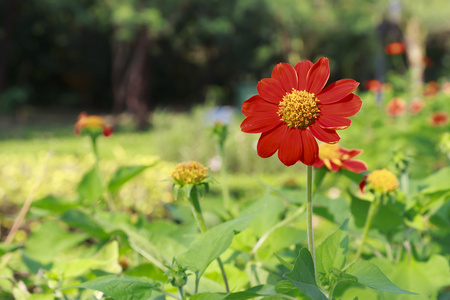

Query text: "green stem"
[401, 171, 409, 197]
[189, 186, 230, 293]
[91, 135, 100, 164]
[306, 165, 316, 280]
[251, 204, 306, 257]
[219, 147, 231, 213]
[177, 286, 186, 300]
[354, 195, 380, 262]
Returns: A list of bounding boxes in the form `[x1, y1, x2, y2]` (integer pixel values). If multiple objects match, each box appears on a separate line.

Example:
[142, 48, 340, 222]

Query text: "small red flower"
[430, 111, 449, 127]
[365, 80, 383, 93]
[313, 143, 367, 173]
[424, 81, 439, 97]
[74, 112, 113, 137]
[386, 97, 406, 117]
[385, 42, 406, 55]
[409, 98, 425, 115]
[240, 57, 362, 166]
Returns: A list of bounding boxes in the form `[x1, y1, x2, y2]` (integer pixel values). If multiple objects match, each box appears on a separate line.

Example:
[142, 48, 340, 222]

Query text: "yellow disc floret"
[171, 161, 207, 185]
[78, 115, 105, 129]
[367, 169, 399, 193]
[278, 89, 320, 128]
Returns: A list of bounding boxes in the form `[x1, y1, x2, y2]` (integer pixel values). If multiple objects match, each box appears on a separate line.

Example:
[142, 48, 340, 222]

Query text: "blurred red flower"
[424, 81, 439, 97]
[409, 98, 425, 115]
[365, 80, 383, 93]
[430, 111, 449, 127]
[241, 57, 362, 166]
[386, 97, 406, 117]
[385, 42, 406, 55]
[74, 112, 114, 137]
[313, 143, 367, 173]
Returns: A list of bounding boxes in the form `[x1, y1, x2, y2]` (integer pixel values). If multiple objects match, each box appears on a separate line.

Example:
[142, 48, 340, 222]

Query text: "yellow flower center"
[171, 161, 207, 185]
[367, 169, 399, 193]
[278, 89, 320, 128]
[79, 116, 105, 129]
[318, 144, 347, 167]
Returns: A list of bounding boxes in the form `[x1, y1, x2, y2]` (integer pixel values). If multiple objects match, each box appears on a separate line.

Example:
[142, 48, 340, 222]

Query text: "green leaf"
[108, 164, 156, 194]
[0, 243, 20, 256]
[31, 195, 79, 215]
[77, 166, 103, 202]
[274, 253, 293, 270]
[315, 219, 349, 276]
[371, 255, 450, 299]
[61, 209, 110, 240]
[284, 248, 327, 300]
[346, 261, 416, 294]
[225, 284, 277, 299]
[192, 293, 227, 300]
[177, 212, 256, 275]
[71, 275, 160, 300]
[24, 220, 88, 266]
[421, 166, 450, 194]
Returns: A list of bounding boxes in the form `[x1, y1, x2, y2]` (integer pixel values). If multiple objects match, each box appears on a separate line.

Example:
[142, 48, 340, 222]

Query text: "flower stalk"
[354, 194, 380, 262]
[306, 165, 316, 280]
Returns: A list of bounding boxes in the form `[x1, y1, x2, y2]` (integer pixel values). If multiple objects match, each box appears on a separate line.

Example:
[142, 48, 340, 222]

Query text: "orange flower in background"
[385, 42, 406, 55]
[442, 82, 450, 95]
[409, 98, 425, 115]
[241, 57, 362, 166]
[74, 112, 113, 137]
[430, 111, 449, 127]
[424, 81, 439, 97]
[365, 79, 383, 93]
[386, 97, 406, 117]
[313, 143, 367, 173]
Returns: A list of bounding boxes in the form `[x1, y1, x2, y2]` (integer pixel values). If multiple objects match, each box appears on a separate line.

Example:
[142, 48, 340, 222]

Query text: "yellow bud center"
[367, 169, 399, 193]
[171, 161, 207, 185]
[278, 89, 320, 128]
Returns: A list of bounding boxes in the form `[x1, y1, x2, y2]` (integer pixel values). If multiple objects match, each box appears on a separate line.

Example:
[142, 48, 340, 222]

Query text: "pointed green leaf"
[177, 212, 256, 275]
[108, 164, 156, 194]
[77, 166, 103, 202]
[71, 275, 160, 300]
[316, 220, 349, 276]
[224, 284, 277, 299]
[346, 261, 416, 294]
[284, 248, 327, 300]
[274, 253, 293, 270]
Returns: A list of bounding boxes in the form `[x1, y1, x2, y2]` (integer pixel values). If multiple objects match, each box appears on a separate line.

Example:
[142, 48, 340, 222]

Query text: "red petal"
[103, 126, 114, 137]
[342, 160, 368, 173]
[329, 160, 341, 172]
[257, 78, 285, 104]
[241, 114, 281, 133]
[257, 124, 287, 158]
[341, 148, 363, 159]
[242, 95, 262, 117]
[277, 127, 303, 166]
[313, 159, 324, 168]
[317, 79, 359, 104]
[294, 60, 313, 91]
[271, 63, 298, 94]
[308, 123, 340, 144]
[319, 94, 362, 117]
[242, 95, 278, 117]
[306, 57, 330, 95]
[300, 129, 319, 165]
[317, 115, 351, 130]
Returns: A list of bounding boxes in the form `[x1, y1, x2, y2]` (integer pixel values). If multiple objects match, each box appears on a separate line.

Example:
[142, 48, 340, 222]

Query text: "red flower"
[74, 112, 114, 137]
[240, 57, 362, 166]
[430, 111, 449, 127]
[313, 143, 367, 173]
[424, 81, 439, 97]
[365, 80, 383, 93]
[385, 42, 406, 55]
[409, 98, 425, 115]
[386, 97, 406, 117]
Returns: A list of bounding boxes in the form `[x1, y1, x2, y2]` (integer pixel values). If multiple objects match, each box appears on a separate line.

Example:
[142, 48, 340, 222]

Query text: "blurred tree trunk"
[405, 18, 425, 98]
[0, 0, 16, 93]
[111, 27, 151, 130]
